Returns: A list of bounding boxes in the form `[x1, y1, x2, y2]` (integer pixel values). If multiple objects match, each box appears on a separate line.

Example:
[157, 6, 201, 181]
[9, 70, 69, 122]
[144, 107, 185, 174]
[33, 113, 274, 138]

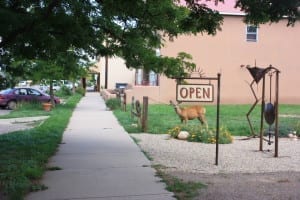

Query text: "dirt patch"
[166, 171, 300, 200]
[131, 134, 300, 200]
[0, 116, 49, 135]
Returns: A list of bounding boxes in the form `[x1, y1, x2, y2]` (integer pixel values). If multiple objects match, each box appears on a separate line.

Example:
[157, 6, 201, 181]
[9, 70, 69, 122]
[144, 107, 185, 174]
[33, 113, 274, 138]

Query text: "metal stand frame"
[173, 73, 221, 165]
[259, 68, 280, 157]
[245, 65, 280, 157]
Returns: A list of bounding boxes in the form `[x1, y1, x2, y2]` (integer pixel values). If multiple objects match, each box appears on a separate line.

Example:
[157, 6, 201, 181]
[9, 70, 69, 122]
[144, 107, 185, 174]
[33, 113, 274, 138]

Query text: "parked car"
[61, 80, 78, 90]
[38, 84, 49, 92]
[30, 84, 48, 92]
[17, 80, 28, 87]
[52, 82, 61, 91]
[0, 88, 61, 110]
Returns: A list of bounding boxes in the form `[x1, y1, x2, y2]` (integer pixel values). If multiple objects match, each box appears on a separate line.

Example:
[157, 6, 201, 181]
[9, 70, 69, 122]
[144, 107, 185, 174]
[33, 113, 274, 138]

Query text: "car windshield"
[0, 88, 13, 94]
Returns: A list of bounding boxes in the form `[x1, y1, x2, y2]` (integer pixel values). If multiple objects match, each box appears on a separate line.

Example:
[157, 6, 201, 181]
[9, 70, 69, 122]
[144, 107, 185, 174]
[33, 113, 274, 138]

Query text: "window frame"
[135, 69, 159, 86]
[246, 25, 258, 42]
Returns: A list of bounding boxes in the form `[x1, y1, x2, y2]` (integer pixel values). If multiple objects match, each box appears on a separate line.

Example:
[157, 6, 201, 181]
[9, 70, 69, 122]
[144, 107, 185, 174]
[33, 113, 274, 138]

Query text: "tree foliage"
[0, 0, 299, 79]
[236, 0, 300, 26]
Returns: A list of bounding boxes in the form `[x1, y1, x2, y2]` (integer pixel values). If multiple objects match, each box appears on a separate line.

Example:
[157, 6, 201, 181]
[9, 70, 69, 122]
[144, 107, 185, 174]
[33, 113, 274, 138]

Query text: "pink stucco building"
[98, 1, 300, 104]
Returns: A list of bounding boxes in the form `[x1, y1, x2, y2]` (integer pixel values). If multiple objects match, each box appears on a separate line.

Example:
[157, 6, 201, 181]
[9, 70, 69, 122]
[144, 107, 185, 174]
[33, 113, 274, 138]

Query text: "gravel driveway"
[131, 134, 300, 200]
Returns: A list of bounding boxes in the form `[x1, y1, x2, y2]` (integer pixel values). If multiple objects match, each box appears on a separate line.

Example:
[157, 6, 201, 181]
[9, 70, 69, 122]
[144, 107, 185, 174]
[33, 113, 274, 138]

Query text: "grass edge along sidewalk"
[0, 94, 82, 200]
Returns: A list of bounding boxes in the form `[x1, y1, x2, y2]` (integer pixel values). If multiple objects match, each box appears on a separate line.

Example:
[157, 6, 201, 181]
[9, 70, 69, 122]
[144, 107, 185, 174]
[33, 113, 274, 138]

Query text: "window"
[28, 88, 41, 96]
[246, 25, 258, 42]
[16, 88, 27, 95]
[135, 69, 159, 86]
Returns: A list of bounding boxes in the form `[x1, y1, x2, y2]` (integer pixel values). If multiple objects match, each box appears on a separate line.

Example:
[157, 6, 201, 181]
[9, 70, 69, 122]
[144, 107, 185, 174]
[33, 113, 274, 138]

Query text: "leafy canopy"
[0, 0, 299, 78]
[236, 0, 300, 26]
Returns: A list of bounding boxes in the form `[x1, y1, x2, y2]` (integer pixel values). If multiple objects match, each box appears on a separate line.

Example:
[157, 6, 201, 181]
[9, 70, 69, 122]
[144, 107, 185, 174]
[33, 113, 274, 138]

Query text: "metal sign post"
[173, 73, 221, 165]
[215, 73, 221, 165]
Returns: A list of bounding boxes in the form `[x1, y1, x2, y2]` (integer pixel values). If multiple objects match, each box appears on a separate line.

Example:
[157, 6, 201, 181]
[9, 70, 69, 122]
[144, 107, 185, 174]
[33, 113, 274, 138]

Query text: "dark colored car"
[0, 87, 61, 110]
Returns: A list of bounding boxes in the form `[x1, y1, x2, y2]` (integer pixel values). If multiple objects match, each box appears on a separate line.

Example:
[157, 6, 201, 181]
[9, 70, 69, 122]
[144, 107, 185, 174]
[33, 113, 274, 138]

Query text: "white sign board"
[176, 84, 214, 102]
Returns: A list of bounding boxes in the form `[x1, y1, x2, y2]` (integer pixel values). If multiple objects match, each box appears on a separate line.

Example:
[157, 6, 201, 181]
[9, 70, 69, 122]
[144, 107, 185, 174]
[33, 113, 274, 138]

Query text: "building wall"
[98, 16, 300, 104]
[125, 75, 177, 104]
[161, 16, 300, 104]
[99, 56, 135, 89]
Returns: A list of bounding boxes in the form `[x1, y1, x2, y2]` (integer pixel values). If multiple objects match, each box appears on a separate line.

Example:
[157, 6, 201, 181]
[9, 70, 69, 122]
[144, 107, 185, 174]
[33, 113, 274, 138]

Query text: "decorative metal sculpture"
[242, 64, 280, 157]
[244, 65, 272, 137]
[264, 72, 277, 145]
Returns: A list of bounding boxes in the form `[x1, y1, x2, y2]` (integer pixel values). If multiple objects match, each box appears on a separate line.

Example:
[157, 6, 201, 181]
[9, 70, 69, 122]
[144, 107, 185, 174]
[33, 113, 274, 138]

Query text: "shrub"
[218, 126, 234, 144]
[105, 98, 121, 110]
[293, 121, 300, 137]
[167, 125, 233, 144]
[167, 126, 181, 138]
[75, 86, 85, 96]
[56, 85, 72, 96]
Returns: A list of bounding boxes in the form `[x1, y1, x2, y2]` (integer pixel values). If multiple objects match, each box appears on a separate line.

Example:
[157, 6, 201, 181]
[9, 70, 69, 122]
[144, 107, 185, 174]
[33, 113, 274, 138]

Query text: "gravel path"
[131, 134, 300, 200]
[131, 134, 300, 174]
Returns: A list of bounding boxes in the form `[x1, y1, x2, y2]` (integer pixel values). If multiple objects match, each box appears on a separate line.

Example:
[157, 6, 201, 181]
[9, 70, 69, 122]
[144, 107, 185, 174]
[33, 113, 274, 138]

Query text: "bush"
[105, 98, 121, 110]
[167, 125, 233, 144]
[167, 126, 181, 138]
[293, 121, 300, 137]
[57, 85, 73, 96]
[75, 86, 85, 96]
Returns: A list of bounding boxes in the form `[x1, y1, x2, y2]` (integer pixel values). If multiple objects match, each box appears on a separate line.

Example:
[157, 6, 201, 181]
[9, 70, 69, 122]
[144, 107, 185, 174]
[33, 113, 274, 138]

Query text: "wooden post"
[131, 96, 135, 119]
[123, 92, 127, 112]
[142, 96, 148, 132]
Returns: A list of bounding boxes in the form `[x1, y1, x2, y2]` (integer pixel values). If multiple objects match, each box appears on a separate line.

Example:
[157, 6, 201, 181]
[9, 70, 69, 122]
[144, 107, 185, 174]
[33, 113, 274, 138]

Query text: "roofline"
[220, 12, 291, 20]
[220, 12, 245, 16]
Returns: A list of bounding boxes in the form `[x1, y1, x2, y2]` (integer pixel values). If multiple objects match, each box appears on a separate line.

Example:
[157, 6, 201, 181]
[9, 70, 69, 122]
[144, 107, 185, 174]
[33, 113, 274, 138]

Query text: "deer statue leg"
[198, 115, 208, 130]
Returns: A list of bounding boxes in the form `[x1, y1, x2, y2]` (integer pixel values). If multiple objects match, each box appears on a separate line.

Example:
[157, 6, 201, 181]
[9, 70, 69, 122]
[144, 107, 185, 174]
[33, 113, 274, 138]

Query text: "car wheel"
[8, 101, 17, 110]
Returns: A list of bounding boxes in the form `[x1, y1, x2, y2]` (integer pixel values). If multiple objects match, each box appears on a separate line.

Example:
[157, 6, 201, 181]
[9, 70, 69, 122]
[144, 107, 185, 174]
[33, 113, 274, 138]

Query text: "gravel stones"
[131, 134, 300, 174]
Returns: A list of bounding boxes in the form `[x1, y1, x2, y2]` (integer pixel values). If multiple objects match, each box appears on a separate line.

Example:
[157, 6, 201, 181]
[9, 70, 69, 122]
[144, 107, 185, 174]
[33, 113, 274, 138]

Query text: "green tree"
[0, 0, 222, 78]
[0, 0, 299, 78]
[10, 49, 90, 104]
[236, 0, 300, 26]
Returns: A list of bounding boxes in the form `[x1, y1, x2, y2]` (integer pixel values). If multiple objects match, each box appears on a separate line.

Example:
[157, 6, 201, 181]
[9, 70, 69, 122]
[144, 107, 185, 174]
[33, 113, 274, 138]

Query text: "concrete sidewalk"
[26, 92, 175, 200]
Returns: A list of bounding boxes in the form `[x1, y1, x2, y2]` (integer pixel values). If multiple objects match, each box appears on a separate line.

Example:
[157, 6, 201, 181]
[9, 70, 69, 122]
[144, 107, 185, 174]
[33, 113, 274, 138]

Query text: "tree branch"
[0, 0, 62, 48]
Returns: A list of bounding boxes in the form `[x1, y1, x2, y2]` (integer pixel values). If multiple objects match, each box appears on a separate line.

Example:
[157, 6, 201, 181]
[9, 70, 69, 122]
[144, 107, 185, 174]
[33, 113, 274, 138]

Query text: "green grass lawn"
[0, 94, 82, 200]
[113, 104, 300, 137]
[1, 97, 299, 199]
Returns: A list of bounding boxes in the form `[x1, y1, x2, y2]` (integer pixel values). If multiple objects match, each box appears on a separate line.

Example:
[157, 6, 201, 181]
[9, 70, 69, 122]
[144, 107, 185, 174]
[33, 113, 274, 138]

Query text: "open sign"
[176, 84, 214, 102]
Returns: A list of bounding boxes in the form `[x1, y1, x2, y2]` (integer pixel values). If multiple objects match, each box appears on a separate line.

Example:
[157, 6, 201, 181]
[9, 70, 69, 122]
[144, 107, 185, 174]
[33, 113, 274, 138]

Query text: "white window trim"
[135, 69, 159, 86]
[246, 25, 258, 42]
